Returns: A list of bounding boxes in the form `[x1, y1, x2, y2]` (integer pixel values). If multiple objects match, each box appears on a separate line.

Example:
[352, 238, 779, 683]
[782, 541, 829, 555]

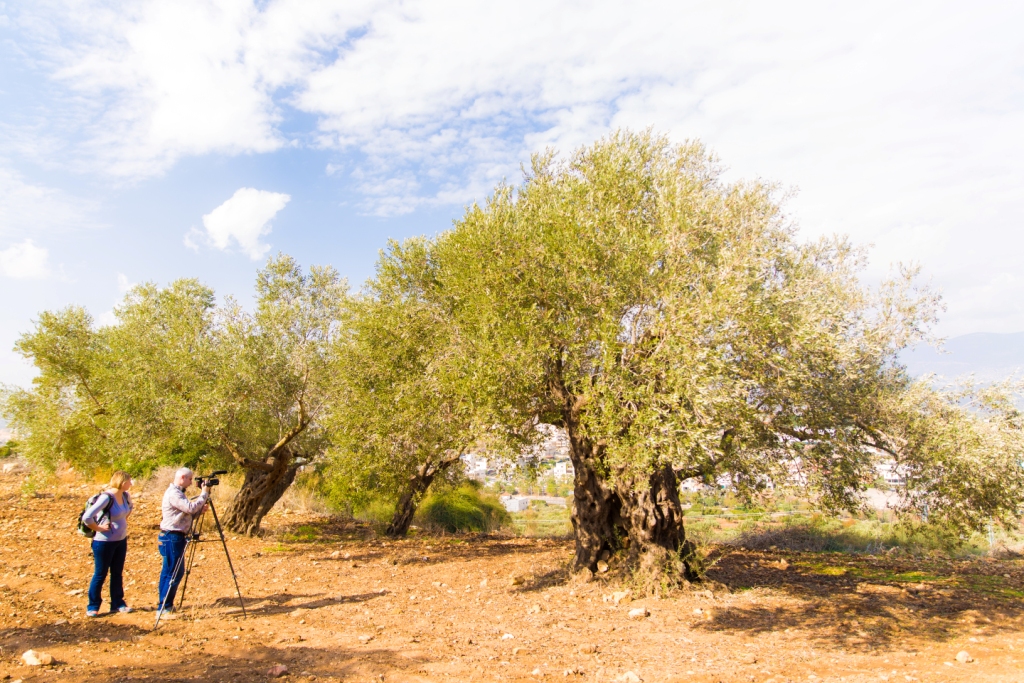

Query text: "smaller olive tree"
[322, 238, 532, 536]
[3, 255, 346, 535]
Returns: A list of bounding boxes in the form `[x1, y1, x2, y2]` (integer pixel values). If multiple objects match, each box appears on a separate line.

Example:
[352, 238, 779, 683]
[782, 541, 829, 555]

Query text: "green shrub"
[417, 484, 510, 533]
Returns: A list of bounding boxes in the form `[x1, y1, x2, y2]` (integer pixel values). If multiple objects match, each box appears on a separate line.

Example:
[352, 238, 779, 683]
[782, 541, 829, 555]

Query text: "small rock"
[701, 589, 714, 599]
[563, 666, 584, 676]
[611, 590, 631, 605]
[479, 579, 488, 588]
[510, 574, 524, 586]
[53, 619, 68, 626]
[579, 644, 598, 654]
[778, 559, 789, 570]
[501, 633, 515, 640]
[596, 561, 609, 573]
[955, 650, 974, 663]
[532, 668, 542, 676]
[617, 672, 642, 683]
[288, 609, 306, 618]
[66, 589, 83, 596]
[21, 650, 54, 666]
[267, 664, 289, 677]
[359, 634, 374, 644]
[692, 607, 703, 615]
[627, 607, 649, 620]
[330, 550, 340, 558]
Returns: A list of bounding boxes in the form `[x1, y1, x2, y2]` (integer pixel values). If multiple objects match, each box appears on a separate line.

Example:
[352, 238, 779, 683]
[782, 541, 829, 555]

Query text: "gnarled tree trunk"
[385, 453, 461, 537]
[551, 359, 693, 580]
[616, 463, 696, 584]
[223, 450, 301, 536]
[567, 431, 623, 573]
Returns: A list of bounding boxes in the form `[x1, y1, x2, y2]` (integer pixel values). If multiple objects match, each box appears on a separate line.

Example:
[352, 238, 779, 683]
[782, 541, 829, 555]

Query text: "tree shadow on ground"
[696, 549, 1024, 652]
[208, 590, 386, 616]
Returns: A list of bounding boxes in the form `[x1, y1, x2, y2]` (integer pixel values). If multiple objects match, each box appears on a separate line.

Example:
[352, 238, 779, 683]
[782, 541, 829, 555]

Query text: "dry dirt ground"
[1, 471, 1023, 683]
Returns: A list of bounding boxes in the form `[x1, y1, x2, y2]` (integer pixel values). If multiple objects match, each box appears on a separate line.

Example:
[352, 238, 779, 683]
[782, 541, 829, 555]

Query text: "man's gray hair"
[175, 467, 193, 480]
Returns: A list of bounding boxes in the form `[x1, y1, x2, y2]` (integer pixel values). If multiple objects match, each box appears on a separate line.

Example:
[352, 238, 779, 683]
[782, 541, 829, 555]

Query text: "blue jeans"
[158, 531, 187, 610]
[89, 538, 128, 612]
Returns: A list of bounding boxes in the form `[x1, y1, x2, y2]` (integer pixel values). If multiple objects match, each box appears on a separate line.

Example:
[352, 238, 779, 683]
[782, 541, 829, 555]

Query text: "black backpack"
[77, 491, 129, 538]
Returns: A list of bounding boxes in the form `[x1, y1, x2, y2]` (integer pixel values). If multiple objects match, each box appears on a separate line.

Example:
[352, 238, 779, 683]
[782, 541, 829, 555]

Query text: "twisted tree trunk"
[385, 452, 462, 537]
[551, 357, 694, 581]
[615, 463, 697, 584]
[223, 451, 302, 536]
[567, 429, 622, 573]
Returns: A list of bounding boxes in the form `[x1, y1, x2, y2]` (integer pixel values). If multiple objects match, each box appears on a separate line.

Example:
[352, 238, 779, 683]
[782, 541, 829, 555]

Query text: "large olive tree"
[382, 131, 1024, 581]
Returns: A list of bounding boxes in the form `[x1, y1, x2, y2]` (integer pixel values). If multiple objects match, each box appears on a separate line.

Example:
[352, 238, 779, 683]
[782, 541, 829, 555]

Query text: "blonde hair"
[109, 470, 132, 490]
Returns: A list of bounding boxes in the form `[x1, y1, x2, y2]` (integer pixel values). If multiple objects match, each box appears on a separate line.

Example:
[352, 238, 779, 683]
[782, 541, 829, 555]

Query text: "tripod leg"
[207, 499, 247, 619]
[176, 509, 206, 612]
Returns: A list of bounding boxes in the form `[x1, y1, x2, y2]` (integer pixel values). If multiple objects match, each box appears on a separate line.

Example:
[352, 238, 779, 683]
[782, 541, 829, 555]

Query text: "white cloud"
[193, 188, 291, 260]
[117, 273, 135, 293]
[10, 0, 1024, 333]
[22, 0, 378, 177]
[0, 239, 51, 279]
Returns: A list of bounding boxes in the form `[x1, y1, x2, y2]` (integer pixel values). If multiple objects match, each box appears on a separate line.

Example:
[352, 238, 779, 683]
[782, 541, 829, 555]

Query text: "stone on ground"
[21, 650, 54, 666]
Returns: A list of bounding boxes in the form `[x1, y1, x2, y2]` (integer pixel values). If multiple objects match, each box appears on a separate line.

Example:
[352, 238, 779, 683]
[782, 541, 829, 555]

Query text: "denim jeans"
[157, 531, 188, 610]
[88, 538, 128, 612]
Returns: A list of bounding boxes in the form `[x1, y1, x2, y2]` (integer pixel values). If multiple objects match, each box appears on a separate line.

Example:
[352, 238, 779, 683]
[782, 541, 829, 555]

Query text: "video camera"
[196, 470, 228, 487]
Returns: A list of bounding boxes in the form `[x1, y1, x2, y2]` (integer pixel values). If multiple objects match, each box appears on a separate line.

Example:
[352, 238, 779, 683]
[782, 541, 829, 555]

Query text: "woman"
[82, 470, 134, 616]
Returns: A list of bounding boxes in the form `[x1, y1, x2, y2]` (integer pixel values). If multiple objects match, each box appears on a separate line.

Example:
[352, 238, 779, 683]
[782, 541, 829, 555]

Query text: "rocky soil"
[1, 469, 1023, 682]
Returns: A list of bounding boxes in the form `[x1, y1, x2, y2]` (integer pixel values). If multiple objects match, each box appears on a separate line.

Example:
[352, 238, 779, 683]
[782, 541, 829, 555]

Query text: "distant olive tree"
[3, 255, 346, 535]
[322, 238, 532, 536]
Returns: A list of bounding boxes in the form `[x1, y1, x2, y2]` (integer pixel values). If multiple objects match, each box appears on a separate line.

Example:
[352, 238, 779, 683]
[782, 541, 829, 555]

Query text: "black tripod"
[154, 493, 247, 629]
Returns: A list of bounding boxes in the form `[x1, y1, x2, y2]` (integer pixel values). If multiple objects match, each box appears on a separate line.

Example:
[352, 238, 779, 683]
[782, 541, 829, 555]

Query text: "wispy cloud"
[0, 166, 99, 237]
[0, 239, 51, 279]
[188, 187, 291, 260]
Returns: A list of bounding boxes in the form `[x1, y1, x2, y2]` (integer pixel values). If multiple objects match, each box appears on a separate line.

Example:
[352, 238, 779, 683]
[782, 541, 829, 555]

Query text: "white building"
[502, 496, 529, 512]
[552, 460, 575, 479]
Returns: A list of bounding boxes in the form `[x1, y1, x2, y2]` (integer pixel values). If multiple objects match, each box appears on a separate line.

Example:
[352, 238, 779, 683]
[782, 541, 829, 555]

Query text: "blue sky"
[1, 0, 1023, 388]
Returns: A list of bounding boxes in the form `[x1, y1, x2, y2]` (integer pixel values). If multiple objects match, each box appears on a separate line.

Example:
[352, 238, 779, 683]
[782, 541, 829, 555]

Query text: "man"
[157, 468, 210, 615]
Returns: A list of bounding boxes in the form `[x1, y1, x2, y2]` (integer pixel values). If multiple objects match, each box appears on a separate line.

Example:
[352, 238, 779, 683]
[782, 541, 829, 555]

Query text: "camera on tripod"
[196, 470, 227, 487]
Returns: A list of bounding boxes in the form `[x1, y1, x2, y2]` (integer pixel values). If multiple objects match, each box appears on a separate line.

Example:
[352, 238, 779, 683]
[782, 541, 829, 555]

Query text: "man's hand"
[201, 482, 212, 495]
[202, 502, 210, 513]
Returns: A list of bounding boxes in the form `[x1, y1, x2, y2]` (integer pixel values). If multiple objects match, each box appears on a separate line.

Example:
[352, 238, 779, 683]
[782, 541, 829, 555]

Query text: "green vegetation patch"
[416, 484, 510, 533]
[282, 524, 322, 543]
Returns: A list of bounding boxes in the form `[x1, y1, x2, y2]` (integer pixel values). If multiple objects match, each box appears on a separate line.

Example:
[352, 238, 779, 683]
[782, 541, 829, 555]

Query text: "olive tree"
[3, 255, 346, 535]
[323, 238, 532, 536]
[389, 130, 1023, 582]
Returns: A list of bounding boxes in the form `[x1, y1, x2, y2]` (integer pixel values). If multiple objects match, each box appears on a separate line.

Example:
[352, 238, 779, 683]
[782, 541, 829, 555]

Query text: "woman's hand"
[94, 521, 112, 532]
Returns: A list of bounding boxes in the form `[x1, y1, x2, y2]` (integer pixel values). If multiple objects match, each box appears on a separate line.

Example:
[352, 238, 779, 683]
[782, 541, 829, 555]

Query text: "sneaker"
[86, 609, 99, 617]
[115, 605, 132, 614]
[156, 608, 177, 620]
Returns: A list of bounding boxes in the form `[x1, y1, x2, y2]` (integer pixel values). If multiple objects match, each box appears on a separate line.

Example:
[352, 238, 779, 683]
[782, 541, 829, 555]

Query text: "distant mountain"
[900, 332, 1024, 381]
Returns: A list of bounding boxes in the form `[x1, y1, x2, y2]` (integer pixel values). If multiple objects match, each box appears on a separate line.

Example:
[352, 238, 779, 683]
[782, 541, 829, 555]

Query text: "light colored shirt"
[83, 491, 133, 542]
[160, 483, 208, 532]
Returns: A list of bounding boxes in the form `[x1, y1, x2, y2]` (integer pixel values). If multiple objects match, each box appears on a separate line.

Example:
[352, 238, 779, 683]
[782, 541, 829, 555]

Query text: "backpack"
[77, 491, 130, 538]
